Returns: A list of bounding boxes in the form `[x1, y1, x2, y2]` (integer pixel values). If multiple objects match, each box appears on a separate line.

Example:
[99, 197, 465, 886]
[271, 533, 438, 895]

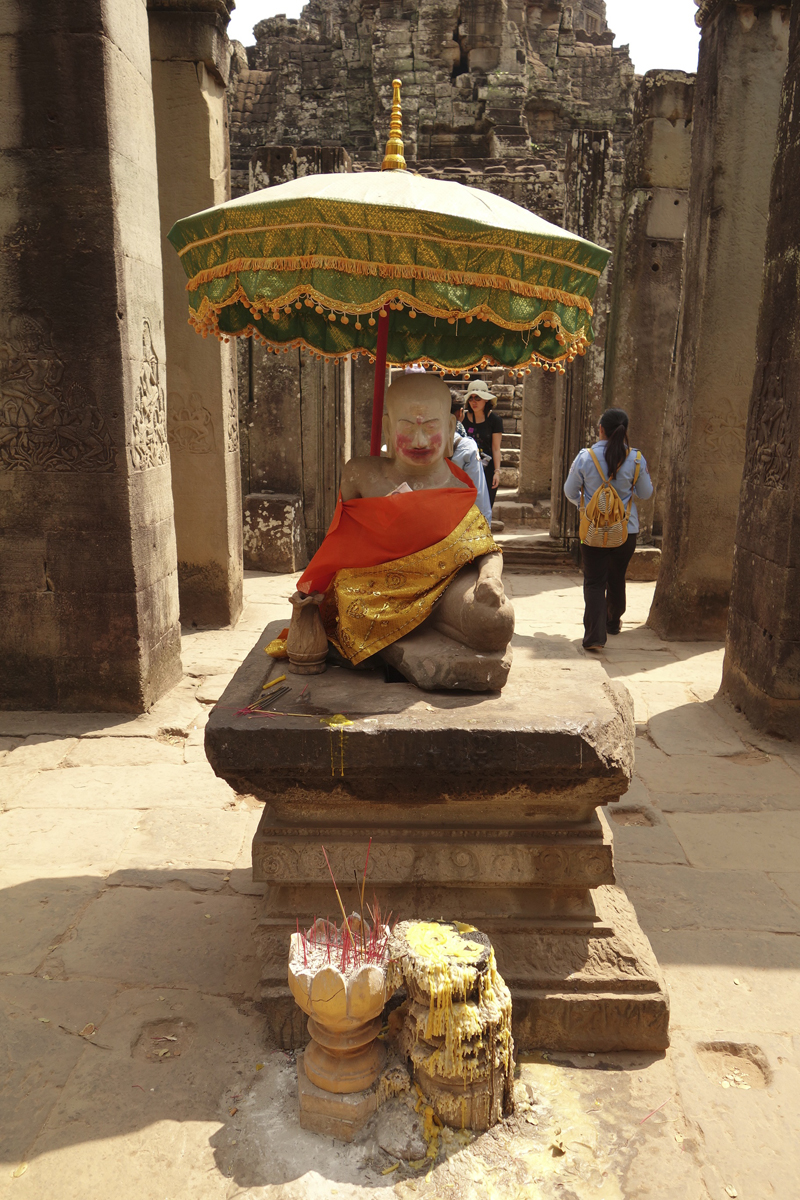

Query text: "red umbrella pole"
[370, 311, 390, 456]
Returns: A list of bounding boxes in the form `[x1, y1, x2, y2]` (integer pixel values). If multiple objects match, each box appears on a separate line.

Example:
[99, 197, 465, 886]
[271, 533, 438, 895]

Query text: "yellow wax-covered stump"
[387, 920, 515, 1132]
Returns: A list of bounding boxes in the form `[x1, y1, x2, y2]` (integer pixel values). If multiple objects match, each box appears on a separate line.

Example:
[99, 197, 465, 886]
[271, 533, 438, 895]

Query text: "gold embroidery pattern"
[321, 507, 498, 665]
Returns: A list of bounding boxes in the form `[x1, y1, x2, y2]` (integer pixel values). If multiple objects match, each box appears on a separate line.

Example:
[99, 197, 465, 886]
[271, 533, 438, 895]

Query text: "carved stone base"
[256, 884, 668, 1053]
[207, 620, 669, 1054]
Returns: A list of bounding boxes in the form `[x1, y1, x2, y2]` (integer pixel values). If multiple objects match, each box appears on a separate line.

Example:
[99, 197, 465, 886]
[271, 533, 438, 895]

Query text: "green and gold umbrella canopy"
[167, 87, 610, 380]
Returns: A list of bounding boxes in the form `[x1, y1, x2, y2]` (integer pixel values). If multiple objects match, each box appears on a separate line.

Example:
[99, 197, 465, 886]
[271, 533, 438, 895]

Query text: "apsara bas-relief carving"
[129, 319, 169, 471]
[0, 316, 116, 472]
[746, 365, 791, 489]
[168, 392, 215, 453]
[702, 397, 747, 462]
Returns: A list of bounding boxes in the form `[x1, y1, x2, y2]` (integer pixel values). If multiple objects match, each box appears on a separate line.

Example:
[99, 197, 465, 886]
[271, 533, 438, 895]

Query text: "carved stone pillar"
[238, 146, 354, 568]
[649, 1, 790, 639]
[148, 0, 243, 627]
[550, 128, 619, 545]
[0, 0, 181, 711]
[603, 71, 694, 543]
[517, 372, 559, 503]
[722, 3, 800, 739]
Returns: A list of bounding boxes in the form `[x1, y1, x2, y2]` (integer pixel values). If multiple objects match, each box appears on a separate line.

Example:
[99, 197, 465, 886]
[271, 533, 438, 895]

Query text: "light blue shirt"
[451, 433, 493, 525]
[564, 442, 653, 534]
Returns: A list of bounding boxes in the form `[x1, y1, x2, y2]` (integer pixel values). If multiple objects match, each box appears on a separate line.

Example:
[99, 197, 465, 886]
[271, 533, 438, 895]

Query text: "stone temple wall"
[227, 0, 637, 512]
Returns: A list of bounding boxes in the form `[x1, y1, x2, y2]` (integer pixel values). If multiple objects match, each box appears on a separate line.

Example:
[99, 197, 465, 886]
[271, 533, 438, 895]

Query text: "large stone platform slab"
[206, 620, 669, 1052]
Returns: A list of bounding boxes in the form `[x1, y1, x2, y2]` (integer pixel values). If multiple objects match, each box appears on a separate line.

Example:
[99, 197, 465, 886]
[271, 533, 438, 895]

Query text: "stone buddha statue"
[290, 372, 515, 689]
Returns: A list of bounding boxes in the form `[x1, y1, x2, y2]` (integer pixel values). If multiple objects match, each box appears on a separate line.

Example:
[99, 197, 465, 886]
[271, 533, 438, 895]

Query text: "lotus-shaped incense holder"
[288, 917, 388, 1094]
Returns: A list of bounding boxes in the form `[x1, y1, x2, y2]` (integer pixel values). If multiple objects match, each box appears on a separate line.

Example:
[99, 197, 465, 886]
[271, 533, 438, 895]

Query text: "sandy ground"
[1, 569, 799, 1200]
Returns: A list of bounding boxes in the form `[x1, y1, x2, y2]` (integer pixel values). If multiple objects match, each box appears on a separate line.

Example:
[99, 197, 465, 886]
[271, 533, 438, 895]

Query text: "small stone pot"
[288, 922, 388, 1094]
[286, 590, 328, 674]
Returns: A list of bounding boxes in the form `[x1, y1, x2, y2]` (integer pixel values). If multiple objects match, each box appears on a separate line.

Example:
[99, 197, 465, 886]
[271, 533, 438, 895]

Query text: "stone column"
[238, 146, 354, 571]
[0, 0, 181, 711]
[603, 71, 694, 542]
[149, 0, 243, 627]
[722, 3, 800, 740]
[549, 128, 620, 544]
[517, 372, 559, 503]
[648, 1, 790, 640]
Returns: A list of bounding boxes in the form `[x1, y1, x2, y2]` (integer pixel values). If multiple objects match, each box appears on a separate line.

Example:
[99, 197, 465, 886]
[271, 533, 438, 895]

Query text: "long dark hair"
[599, 408, 630, 479]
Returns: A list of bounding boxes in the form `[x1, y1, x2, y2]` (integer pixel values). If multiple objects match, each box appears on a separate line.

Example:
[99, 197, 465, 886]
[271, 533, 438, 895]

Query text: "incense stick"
[321, 845, 354, 946]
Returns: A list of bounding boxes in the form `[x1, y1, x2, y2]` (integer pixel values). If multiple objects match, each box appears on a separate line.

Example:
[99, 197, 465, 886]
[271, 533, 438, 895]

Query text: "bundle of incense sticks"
[292, 838, 394, 970]
[294, 905, 392, 972]
[236, 683, 290, 717]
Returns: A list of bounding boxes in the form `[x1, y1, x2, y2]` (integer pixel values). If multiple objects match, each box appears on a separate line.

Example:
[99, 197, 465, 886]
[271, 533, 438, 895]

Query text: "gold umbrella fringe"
[189, 284, 592, 346]
[185, 256, 595, 317]
[190, 315, 589, 377]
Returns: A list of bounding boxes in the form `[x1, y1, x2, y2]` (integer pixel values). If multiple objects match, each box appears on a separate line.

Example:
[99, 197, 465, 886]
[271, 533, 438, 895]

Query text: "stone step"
[496, 533, 577, 571]
[503, 433, 521, 449]
[493, 499, 551, 529]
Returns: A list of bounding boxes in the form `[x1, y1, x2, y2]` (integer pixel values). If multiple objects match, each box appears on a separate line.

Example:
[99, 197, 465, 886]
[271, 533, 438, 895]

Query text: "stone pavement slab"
[1, 987, 262, 1200]
[634, 737, 800, 802]
[0, 873, 104, 974]
[0, 975, 119, 1168]
[647, 695, 746, 756]
[0, 737, 21, 762]
[48, 887, 262, 994]
[7, 762, 235, 809]
[115, 805, 252, 871]
[617, 863, 800, 932]
[670, 1031, 800, 1200]
[608, 808, 689, 865]
[647, 930, 800, 1033]
[2, 735, 78, 770]
[65, 736, 185, 767]
[667, 811, 800, 870]
[0, 809, 138, 874]
[770, 871, 800, 909]
[0, 769, 39, 807]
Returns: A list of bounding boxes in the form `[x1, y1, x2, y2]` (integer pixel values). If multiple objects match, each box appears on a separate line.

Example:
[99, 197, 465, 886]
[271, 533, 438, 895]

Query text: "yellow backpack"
[579, 448, 641, 548]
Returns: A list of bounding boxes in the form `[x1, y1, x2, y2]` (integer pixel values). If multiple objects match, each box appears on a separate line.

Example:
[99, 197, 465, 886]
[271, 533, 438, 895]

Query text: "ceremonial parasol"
[168, 81, 610, 454]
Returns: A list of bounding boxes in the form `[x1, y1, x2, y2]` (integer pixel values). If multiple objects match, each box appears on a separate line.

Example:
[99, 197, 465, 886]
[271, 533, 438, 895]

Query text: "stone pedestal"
[0, 0, 181, 711]
[296, 1050, 379, 1142]
[603, 70, 694, 542]
[206, 621, 669, 1052]
[242, 494, 307, 572]
[649, 3, 790, 639]
[149, 1, 243, 628]
[722, 3, 800, 741]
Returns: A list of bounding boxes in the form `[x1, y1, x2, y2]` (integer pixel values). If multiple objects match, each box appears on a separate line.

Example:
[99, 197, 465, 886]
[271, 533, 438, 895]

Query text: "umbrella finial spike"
[381, 79, 407, 172]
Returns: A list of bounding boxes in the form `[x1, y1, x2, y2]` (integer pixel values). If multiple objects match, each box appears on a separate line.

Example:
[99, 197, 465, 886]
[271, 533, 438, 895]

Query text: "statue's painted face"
[383, 376, 455, 469]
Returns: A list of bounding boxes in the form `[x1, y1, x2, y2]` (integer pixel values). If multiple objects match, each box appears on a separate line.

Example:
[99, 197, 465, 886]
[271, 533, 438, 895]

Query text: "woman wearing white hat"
[463, 380, 504, 508]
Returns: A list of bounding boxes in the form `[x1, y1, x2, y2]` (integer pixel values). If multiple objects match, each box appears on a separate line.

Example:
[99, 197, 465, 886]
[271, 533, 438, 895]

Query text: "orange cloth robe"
[297, 461, 499, 665]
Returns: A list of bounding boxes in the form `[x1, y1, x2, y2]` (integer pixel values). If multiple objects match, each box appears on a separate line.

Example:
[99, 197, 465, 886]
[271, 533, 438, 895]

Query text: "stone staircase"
[491, 488, 578, 572]
[495, 529, 578, 572]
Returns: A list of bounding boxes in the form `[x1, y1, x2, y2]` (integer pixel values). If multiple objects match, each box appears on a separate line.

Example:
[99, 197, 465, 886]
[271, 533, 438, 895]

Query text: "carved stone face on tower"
[381, 373, 456, 474]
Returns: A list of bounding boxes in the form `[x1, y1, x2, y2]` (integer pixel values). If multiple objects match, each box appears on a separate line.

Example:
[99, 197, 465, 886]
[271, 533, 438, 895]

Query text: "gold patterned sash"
[322, 506, 499, 665]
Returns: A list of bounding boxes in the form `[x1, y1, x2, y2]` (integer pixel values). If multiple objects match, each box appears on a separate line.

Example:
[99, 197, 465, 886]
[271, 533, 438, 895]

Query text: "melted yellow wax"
[389, 922, 514, 1113]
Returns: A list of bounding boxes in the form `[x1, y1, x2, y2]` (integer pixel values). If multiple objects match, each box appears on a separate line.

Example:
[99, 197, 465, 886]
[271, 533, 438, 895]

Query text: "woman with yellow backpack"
[563, 408, 653, 651]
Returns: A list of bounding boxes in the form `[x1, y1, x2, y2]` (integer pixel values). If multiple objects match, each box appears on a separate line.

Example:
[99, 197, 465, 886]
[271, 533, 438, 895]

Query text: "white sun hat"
[464, 379, 496, 401]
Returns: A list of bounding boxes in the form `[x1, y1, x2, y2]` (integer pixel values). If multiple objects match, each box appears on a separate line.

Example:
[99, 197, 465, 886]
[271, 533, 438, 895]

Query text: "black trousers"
[580, 534, 637, 647]
[483, 462, 498, 508]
